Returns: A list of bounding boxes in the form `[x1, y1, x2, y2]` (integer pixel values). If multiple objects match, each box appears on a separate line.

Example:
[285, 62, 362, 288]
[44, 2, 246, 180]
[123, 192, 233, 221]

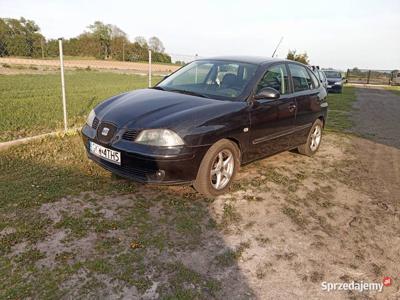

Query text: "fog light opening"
[147, 170, 165, 181]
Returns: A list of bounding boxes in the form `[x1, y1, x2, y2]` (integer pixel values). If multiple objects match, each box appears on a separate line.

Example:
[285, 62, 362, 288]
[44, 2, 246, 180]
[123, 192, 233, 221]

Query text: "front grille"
[100, 159, 152, 180]
[96, 122, 118, 144]
[122, 129, 139, 141]
[92, 117, 99, 129]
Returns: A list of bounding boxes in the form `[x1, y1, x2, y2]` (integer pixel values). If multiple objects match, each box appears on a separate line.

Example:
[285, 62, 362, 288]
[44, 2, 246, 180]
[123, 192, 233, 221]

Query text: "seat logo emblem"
[101, 127, 110, 136]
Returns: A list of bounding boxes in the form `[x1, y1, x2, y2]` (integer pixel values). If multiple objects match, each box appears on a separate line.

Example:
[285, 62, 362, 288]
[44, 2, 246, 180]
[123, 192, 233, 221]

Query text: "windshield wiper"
[168, 89, 209, 98]
[151, 86, 165, 91]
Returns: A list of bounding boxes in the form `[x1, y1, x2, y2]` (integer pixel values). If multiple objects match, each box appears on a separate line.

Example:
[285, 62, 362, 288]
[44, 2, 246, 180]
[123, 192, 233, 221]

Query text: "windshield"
[157, 60, 258, 100]
[323, 71, 342, 78]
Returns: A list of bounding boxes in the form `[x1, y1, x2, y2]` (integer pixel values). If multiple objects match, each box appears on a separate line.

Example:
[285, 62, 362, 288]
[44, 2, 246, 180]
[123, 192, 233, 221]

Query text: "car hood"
[95, 89, 240, 131]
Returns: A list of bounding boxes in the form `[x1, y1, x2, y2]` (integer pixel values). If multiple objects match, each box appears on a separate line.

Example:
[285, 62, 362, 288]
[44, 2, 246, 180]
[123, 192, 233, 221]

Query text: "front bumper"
[327, 84, 342, 93]
[81, 125, 209, 184]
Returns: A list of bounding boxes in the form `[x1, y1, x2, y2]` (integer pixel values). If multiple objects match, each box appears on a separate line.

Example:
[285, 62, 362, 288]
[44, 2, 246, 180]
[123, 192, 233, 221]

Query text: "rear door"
[287, 63, 320, 147]
[247, 63, 297, 160]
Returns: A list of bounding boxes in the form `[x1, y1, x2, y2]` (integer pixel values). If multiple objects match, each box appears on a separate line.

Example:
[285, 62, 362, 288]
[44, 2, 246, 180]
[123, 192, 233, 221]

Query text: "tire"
[193, 139, 240, 197]
[297, 119, 323, 157]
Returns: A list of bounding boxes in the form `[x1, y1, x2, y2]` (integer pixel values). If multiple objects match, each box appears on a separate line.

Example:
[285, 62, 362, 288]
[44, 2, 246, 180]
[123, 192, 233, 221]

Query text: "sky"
[1, 0, 399, 70]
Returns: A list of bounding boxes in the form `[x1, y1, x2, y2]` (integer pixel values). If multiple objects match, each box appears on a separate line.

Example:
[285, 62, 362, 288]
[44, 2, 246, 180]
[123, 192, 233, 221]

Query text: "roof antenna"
[271, 36, 284, 58]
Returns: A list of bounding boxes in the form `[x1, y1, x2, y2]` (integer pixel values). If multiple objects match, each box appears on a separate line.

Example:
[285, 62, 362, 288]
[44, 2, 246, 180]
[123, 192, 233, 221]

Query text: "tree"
[286, 50, 309, 65]
[0, 17, 44, 57]
[0, 17, 172, 63]
[351, 67, 362, 75]
[134, 36, 147, 48]
[148, 36, 165, 53]
[87, 21, 113, 59]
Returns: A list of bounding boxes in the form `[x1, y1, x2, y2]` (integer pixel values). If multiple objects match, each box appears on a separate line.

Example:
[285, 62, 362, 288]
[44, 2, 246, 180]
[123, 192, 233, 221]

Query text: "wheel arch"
[318, 115, 325, 128]
[225, 137, 242, 162]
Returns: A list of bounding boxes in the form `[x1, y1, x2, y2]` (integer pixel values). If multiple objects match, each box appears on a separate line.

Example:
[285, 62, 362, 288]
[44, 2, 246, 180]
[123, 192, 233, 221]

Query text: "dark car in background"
[323, 69, 344, 93]
[82, 57, 328, 196]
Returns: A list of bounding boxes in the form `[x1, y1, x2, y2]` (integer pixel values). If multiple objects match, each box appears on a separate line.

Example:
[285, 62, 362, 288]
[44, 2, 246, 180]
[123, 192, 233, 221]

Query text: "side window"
[256, 64, 289, 95]
[308, 69, 320, 88]
[288, 64, 313, 92]
[319, 71, 326, 81]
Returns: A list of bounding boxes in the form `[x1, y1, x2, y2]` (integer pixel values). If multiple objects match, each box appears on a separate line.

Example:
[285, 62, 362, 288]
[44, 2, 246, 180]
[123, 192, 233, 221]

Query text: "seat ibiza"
[82, 57, 328, 197]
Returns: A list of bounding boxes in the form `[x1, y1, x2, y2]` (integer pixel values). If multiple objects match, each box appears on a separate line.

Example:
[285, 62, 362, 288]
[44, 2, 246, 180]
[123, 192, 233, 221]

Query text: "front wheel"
[297, 119, 323, 156]
[193, 139, 240, 197]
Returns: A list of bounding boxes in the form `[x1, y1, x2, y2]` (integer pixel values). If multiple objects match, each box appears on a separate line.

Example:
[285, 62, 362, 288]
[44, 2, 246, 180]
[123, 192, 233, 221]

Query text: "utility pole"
[41, 37, 45, 59]
[122, 41, 125, 61]
[58, 38, 68, 132]
[148, 50, 152, 87]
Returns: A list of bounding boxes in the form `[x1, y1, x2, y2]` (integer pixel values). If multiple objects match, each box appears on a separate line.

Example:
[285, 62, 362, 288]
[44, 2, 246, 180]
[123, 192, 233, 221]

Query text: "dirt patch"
[0, 57, 179, 75]
[3, 132, 400, 299]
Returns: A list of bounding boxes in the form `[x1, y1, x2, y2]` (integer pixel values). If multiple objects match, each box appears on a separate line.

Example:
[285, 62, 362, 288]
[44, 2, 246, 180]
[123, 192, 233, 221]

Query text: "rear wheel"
[193, 139, 240, 197]
[297, 119, 323, 156]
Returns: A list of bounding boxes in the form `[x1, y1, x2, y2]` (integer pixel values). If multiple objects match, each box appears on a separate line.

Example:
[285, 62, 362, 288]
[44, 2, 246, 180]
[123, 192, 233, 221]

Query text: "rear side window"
[319, 71, 326, 81]
[288, 64, 313, 92]
[308, 69, 320, 88]
[256, 64, 289, 95]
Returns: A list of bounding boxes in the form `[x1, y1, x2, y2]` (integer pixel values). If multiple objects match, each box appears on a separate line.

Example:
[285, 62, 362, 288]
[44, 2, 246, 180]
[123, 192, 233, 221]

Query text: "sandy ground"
[0, 57, 179, 75]
[9, 132, 397, 299]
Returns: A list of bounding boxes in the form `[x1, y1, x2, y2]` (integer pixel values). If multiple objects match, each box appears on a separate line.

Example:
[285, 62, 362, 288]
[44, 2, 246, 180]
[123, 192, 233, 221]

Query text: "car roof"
[197, 56, 286, 65]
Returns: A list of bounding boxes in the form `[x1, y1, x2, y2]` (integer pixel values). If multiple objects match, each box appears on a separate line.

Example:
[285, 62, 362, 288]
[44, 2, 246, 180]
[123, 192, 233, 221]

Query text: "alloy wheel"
[310, 125, 322, 151]
[210, 149, 234, 190]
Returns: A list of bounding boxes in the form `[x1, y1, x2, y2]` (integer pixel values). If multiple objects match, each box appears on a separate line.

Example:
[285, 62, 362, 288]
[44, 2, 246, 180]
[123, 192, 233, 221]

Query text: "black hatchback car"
[82, 57, 328, 196]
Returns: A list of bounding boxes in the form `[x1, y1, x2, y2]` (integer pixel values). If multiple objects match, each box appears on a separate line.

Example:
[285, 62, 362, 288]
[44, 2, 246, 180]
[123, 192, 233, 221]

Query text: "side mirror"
[254, 87, 280, 100]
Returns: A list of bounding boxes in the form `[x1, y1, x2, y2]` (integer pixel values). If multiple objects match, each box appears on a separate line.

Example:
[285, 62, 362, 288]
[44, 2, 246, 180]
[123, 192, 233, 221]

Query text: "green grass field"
[325, 86, 357, 132]
[0, 71, 161, 142]
[1, 74, 356, 142]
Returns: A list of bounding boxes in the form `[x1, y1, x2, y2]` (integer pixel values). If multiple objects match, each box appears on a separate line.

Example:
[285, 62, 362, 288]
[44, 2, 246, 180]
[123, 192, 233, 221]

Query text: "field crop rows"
[0, 71, 160, 142]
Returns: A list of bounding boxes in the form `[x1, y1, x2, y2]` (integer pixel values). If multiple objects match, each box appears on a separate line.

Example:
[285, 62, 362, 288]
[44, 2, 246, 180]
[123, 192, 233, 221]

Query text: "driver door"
[247, 63, 297, 160]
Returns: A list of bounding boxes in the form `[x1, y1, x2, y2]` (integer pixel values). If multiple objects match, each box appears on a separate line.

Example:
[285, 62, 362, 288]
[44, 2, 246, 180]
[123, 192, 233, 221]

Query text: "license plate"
[327, 85, 332, 88]
[89, 141, 121, 165]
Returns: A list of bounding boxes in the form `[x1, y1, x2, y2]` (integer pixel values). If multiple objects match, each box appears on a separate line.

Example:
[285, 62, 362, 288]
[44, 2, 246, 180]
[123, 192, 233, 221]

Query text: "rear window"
[308, 69, 320, 88]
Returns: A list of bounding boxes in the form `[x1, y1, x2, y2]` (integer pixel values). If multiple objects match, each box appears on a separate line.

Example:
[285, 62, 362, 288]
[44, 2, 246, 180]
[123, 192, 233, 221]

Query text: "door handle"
[288, 103, 297, 112]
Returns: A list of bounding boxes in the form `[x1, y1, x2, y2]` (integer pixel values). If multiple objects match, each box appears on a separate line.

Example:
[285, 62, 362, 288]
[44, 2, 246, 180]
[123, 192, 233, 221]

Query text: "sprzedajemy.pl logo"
[321, 277, 392, 293]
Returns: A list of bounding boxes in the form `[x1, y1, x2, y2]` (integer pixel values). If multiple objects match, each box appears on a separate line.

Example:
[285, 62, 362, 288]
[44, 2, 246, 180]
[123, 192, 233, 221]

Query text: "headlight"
[334, 81, 342, 85]
[135, 129, 184, 146]
[86, 109, 96, 127]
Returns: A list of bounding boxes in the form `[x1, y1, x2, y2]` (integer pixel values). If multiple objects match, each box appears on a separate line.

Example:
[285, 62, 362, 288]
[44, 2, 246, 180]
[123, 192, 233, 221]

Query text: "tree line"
[0, 18, 171, 63]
